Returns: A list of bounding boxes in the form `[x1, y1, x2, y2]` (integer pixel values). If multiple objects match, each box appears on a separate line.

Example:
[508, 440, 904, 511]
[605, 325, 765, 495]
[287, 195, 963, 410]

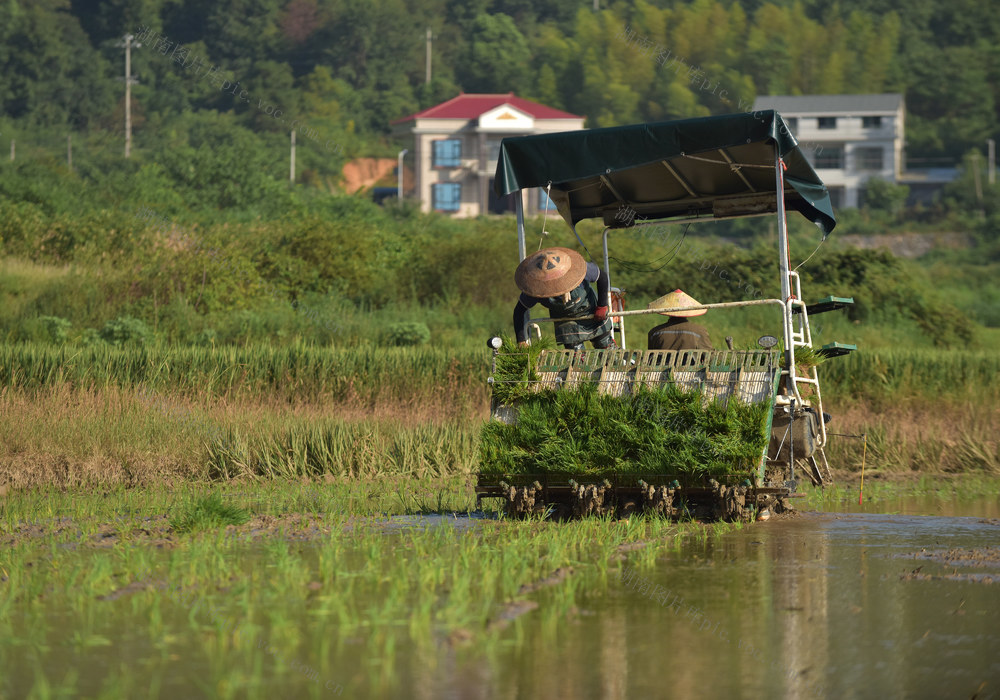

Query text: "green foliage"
[2, 0, 997, 169]
[455, 14, 531, 93]
[795, 248, 977, 346]
[479, 383, 772, 480]
[0, 1, 998, 357]
[862, 178, 910, 221]
[80, 328, 102, 346]
[99, 316, 152, 347]
[169, 493, 250, 533]
[195, 328, 218, 347]
[384, 321, 431, 347]
[152, 114, 293, 212]
[33, 316, 72, 345]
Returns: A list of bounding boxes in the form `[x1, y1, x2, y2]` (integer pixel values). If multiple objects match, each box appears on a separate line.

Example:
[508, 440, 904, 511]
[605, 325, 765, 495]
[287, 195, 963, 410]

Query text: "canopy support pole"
[775, 151, 791, 302]
[662, 161, 698, 197]
[515, 190, 526, 261]
[602, 227, 612, 289]
[718, 149, 757, 192]
[776, 151, 795, 385]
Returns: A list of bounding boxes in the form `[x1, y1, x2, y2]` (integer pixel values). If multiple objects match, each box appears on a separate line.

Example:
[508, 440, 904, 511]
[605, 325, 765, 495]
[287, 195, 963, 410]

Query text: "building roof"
[391, 93, 583, 124]
[752, 93, 904, 114]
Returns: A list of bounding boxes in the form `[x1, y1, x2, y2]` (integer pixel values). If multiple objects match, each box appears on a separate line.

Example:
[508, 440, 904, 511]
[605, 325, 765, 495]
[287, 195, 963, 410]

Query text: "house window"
[538, 189, 557, 211]
[432, 183, 461, 211]
[783, 117, 798, 134]
[432, 139, 462, 168]
[817, 117, 837, 129]
[855, 147, 884, 171]
[862, 116, 882, 129]
[814, 145, 843, 169]
[826, 186, 844, 209]
[488, 137, 503, 163]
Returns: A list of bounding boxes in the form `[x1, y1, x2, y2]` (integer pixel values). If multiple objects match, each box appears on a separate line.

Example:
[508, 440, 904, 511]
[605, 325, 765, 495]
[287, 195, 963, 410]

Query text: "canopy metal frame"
[504, 116, 837, 482]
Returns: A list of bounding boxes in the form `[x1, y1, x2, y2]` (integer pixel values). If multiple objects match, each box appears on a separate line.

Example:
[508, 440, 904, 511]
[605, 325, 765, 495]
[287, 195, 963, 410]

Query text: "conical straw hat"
[514, 247, 588, 298]
[647, 289, 707, 317]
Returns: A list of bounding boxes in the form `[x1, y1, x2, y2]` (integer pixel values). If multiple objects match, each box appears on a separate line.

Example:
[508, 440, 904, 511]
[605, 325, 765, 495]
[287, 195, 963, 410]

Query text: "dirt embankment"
[341, 157, 411, 194]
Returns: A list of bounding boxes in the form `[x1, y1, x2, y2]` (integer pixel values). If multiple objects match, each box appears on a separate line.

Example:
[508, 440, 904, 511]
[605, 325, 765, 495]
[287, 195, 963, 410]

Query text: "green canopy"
[494, 111, 836, 234]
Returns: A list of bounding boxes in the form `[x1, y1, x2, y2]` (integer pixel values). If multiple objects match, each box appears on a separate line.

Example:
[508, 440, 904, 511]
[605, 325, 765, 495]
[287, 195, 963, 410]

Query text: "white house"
[391, 93, 586, 217]
[752, 94, 905, 208]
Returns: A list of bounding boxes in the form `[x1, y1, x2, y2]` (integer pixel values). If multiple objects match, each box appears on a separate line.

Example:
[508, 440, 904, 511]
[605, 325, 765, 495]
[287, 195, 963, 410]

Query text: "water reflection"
[459, 510, 1000, 699]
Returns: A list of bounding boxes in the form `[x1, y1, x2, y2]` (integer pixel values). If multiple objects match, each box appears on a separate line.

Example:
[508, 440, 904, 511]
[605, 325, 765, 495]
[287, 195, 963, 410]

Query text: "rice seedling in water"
[169, 493, 250, 533]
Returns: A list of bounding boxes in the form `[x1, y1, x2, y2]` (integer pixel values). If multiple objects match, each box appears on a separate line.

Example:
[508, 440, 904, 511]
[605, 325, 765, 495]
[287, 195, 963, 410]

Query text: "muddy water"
[429, 501, 1000, 700]
[4, 498, 999, 699]
[816, 490, 1000, 519]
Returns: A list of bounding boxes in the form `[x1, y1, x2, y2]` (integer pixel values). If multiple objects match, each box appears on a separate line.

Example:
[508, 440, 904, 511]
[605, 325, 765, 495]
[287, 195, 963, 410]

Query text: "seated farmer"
[647, 289, 714, 350]
[513, 247, 615, 349]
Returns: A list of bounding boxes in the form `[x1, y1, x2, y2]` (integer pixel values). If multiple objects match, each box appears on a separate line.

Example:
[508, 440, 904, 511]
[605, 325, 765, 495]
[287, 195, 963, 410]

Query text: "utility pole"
[290, 130, 296, 183]
[988, 138, 996, 185]
[397, 149, 408, 201]
[971, 151, 985, 219]
[971, 151, 983, 202]
[119, 33, 141, 158]
[425, 28, 432, 84]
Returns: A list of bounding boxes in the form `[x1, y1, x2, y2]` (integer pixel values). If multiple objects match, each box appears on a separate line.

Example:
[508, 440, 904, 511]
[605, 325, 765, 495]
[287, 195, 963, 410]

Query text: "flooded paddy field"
[1, 479, 997, 699]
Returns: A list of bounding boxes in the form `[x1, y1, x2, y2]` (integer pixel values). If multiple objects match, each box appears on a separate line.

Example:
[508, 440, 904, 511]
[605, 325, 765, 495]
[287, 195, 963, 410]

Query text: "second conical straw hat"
[647, 289, 707, 317]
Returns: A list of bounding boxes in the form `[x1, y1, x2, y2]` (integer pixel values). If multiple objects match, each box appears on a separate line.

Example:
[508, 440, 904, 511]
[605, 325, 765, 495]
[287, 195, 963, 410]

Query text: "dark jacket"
[647, 317, 713, 351]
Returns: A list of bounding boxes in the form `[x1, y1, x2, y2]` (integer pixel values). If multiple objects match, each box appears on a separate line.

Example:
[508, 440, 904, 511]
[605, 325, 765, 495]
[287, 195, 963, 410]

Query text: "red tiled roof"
[391, 93, 582, 124]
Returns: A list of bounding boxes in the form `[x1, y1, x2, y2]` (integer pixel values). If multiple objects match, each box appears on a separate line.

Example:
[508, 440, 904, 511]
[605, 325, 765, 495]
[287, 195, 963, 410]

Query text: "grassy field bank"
[0, 344, 996, 489]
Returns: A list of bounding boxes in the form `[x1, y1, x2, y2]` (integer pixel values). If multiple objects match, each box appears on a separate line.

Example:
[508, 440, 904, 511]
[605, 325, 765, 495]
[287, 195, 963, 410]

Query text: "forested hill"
[1, 0, 997, 169]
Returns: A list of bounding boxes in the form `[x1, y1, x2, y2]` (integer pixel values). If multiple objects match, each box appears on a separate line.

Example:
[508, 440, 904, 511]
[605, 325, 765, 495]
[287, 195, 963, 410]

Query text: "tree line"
[0, 0, 996, 175]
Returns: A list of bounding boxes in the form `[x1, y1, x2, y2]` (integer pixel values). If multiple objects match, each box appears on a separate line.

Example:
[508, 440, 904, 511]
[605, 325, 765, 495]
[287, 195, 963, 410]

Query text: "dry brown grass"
[0, 384, 487, 490]
[823, 397, 1000, 475]
[1, 384, 994, 490]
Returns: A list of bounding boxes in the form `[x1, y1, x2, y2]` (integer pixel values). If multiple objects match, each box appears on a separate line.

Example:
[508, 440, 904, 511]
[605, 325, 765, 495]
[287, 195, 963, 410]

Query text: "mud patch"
[369, 512, 496, 533]
[487, 567, 576, 632]
[899, 546, 1000, 584]
[903, 546, 1000, 568]
[518, 567, 574, 595]
[487, 600, 540, 632]
[3, 511, 499, 550]
[899, 571, 998, 584]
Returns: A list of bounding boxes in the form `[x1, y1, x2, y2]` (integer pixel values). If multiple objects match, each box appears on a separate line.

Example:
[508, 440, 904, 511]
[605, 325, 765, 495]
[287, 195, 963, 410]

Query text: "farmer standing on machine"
[513, 247, 615, 349]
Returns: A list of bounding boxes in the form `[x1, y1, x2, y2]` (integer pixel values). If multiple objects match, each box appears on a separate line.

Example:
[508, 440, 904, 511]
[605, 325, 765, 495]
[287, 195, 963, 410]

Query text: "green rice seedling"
[3, 473, 992, 698]
[479, 381, 771, 481]
[791, 345, 826, 369]
[0, 342, 490, 408]
[205, 419, 478, 481]
[169, 493, 251, 533]
[489, 334, 556, 404]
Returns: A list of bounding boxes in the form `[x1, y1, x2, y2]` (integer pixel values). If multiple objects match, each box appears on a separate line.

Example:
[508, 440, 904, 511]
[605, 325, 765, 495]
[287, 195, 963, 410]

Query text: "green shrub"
[99, 316, 152, 347]
[21, 315, 72, 344]
[196, 328, 218, 347]
[79, 328, 102, 346]
[385, 321, 431, 347]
